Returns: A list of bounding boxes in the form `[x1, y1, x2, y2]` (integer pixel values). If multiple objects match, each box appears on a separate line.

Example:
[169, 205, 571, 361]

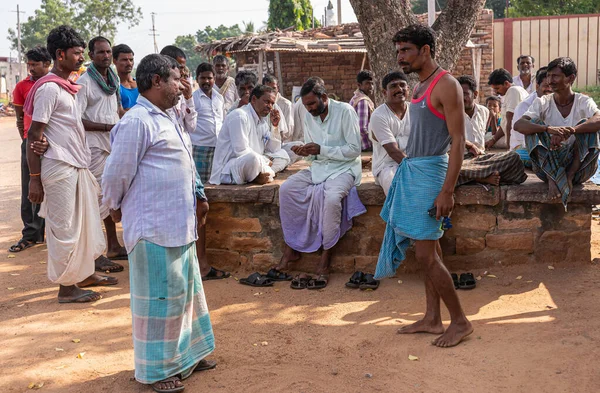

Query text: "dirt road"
[1, 116, 600, 393]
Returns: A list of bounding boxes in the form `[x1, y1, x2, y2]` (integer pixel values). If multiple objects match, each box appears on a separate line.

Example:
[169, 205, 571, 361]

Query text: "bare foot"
[253, 172, 273, 185]
[275, 247, 301, 271]
[432, 320, 474, 347]
[477, 171, 500, 186]
[548, 179, 562, 201]
[398, 318, 444, 335]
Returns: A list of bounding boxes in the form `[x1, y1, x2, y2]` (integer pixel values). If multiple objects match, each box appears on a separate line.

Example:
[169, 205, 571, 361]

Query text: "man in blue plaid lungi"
[514, 57, 600, 210]
[102, 54, 216, 393]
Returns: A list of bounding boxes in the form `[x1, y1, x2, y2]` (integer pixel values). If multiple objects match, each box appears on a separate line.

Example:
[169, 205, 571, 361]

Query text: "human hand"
[28, 177, 44, 204]
[434, 190, 454, 220]
[196, 201, 209, 226]
[181, 78, 193, 100]
[110, 209, 122, 223]
[31, 136, 49, 156]
[302, 142, 321, 155]
[485, 139, 496, 150]
[270, 109, 280, 128]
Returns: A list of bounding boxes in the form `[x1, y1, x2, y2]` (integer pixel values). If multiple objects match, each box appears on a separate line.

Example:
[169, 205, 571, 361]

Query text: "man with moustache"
[375, 24, 473, 347]
[350, 70, 376, 151]
[160, 45, 197, 133]
[112, 44, 138, 110]
[76, 36, 127, 275]
[102, 53, 216, 392]
[369, 71, 412, 196]
[213, 54, 238, 113]
[25, 25, 108, 303]
[513, 55, 535, 94]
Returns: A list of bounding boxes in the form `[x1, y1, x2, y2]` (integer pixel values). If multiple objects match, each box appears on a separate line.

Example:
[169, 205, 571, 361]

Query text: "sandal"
[239, 272, 274, 287]
[202, 266, 231, 281]
[459, 273, 476, 290]
[95, 255, 124, 273]
[193, 358, 217, 372]
[58, 290, 102, 304]
[290, 274, 312, 290]
[451, 273, 459, 290]
[265, 268, 293, 281]
[307, 275, 328, 290]
[8, 239, 35, 253]
[345, 271, 365, 288]
[359, 274, 379, 290]
[78, 275, 119, 288]
[152, 376, 184, 393]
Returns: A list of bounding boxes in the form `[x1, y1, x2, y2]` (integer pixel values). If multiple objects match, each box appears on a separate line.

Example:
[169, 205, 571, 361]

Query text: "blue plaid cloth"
[192, 146, 215, 185]
[374, 155, 448, 279]
[129, 240, 215, 384]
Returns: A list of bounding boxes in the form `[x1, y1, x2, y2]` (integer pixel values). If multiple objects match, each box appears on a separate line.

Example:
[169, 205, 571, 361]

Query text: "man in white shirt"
[456, 76, 526, 186]
[512, 55, 535, 95]
[209, 85, 290, 185]
[160, 45, 197, 133]
[77, 36, 127, 272]
[369, 71, 411, 195]
[514, 57, 600, 208]
[486, 68, 528, 149]
[511, 67, 552, 167]
[192, 62, 224, 183]
[213, 55, 238, 113]
[274, 78, 365, 290]
[263, 74, 294, 137]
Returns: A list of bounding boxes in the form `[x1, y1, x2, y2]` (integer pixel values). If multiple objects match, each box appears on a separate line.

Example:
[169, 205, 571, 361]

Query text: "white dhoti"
[39, 158, 106, 285]
[375, 164, 398, 196]
[89, 147, 110, 220]
[221, 149, 290, 185]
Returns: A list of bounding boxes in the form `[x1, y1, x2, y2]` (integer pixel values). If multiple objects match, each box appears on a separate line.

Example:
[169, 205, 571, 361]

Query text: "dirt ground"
[2, 116, 600, 393]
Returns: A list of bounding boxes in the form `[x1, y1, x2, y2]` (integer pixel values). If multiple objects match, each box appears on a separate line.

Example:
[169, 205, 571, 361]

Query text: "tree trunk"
[349, 0, 486, 102]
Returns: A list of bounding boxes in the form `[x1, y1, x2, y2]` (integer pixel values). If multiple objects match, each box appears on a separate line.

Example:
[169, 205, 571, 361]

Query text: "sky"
[0, 0, 358, 60]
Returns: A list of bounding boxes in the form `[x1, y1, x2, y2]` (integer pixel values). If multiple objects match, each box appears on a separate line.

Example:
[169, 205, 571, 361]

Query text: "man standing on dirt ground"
[25, 25, 115, 303]
[112, 44, 138, 110]
[102, 54, 216, 392]
[76, 36, 128, 273]
[9, 46, 51, 254]
[213, 54, 238, 113]
[374, 24, 473, 347]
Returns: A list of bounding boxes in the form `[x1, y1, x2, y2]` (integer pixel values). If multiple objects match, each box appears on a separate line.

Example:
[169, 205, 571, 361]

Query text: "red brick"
[486, 233, 534, 252]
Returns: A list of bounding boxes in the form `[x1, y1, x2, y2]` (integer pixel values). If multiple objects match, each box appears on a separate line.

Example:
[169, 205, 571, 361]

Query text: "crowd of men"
[8, 22, 600, 392]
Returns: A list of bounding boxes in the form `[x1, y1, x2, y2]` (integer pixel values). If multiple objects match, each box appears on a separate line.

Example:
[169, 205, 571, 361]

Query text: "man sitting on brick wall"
[349, 70, 375, 151]
[514, 57, 600, 209]
[456, 75, 527, 187]
[209, 85, 290, 185]
[369, 71, 411, 196]
[275, 77, 366, 289]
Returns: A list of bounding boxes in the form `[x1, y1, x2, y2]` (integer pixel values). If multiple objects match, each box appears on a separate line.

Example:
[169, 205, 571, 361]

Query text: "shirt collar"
[246, 103, 265, 126]
[137, 95, 171, 119]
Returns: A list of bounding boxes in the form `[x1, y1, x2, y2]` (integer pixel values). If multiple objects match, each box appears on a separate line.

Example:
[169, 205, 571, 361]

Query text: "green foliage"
[7, 0, 142, 56]
[243, 21, 255, 34]
[174, 34, 208, 77]
[411, 0, 507, 19]
[267, 0, 319, 31]
[196, 24, 243, 44]
[508, 0, 600, 17]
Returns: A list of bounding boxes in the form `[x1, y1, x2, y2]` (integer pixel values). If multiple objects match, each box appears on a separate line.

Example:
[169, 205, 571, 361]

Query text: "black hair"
[381, 71, 408, 90]
[517, 55, 535, 65]
[250, 84, 276, 100]
[262, 74, 277, 85]
[196, 62, 215, 77]
[392, 24, 436, 59]
[547, 57, 578, 78]
[112, 44, 134, 60]
[212, 54, 229, 64]
[160, 45, 186, 60]
[535, 66, 548, 86]
[46, 25, 86, 61]
[485, 96, 501, 107]
[137, 54, 179, 93]
[457, 75, 478, 93]
[357, 70, 373, 84]
[25, 46, 52, 63]
[487, 68, 512, 85]
[88, 36, 111, 53]
[235, 70, 257, 87]
[300, 77, 327, 97]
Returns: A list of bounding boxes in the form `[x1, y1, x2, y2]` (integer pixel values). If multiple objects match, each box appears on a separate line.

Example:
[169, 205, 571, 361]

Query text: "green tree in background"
[196, 24, 243, 44]
[267, 0, 319, 31]
[7, 0, 142, 56]
[174, 34, 208, 77]
[509, 0, 600, 17]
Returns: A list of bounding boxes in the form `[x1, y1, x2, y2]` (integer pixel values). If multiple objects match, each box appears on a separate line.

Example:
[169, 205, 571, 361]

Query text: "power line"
[149, 12, 159, 53]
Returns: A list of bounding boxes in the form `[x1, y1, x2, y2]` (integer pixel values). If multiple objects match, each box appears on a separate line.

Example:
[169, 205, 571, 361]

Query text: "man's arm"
[504, 111, 514, 149]
[180, 96, 198, 133]
[435, 77, 465, 219]
[573, 109, 600, 134]
[82, 119, 114, 132]
[15, 106, 25, 139]
[228, 114, 255, 157]
[370, 112, 405, 164]
[382, 142, 406, 164]
[356, 100, 370, 138]
[27, 121, 47, 204]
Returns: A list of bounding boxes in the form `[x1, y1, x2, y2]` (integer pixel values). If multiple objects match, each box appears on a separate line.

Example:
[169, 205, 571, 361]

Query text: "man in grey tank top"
[375, 24, 473, 347]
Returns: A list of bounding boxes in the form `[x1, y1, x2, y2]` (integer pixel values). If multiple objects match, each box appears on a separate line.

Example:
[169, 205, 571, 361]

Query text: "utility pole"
[337, 0, 342, 25]
[427, 0, 436, 26]
[11, 4, 25, 78]
[150, 12, 159, 53]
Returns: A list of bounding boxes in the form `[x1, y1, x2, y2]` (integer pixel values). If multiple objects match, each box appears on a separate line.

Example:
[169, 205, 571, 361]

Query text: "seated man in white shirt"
[514, 57, 600, 208]
[456, 76, 526, 186]
[512, 55, 535, 95]
[511, 67, 552, 167]
[369, 71, 411, 195]
[209, 85, 290, 185]
[273, 78, 366, 290]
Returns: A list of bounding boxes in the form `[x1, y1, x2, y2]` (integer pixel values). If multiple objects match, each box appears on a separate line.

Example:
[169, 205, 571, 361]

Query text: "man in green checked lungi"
[102, 54, 216, 393]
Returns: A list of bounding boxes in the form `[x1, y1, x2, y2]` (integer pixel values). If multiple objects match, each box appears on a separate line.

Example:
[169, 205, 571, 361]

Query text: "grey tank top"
[405, 70, 452, 158]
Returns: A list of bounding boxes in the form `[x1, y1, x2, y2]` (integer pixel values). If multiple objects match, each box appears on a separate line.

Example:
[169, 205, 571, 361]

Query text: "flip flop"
[307, 275, 328, 290]
[202, 266, 231, 281]
[459, 273, 476, 290]
[290, 274, 312, 290]
[239, 272, 274, 287]
[265, 268, 293, 281]
[359, 274, 379, 290]
[451, 273, 459, 290]
[8, 239, 35, 253]
[95, 255, 124, 273]
[193, 359, 217, 372]
[78, 275, 118, 288]
[152, 376, 184, 393]
[345, 271, 365, 288]
[58, 290, 102, 304]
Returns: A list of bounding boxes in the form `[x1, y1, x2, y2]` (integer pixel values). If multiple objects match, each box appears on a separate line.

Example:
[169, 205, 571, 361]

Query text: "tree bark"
[349, 0, 486, 102]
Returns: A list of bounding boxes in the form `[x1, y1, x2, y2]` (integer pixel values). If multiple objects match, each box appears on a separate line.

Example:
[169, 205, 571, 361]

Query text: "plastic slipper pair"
[265, 268, 293, 281]
[239, 272, 274, 287]
[291, 274, 312, 289]
[202, 266, 231, 281]
[452, 272, 476, 290]
[346, 271, 380, 290]
[307, 274, 328, 290]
